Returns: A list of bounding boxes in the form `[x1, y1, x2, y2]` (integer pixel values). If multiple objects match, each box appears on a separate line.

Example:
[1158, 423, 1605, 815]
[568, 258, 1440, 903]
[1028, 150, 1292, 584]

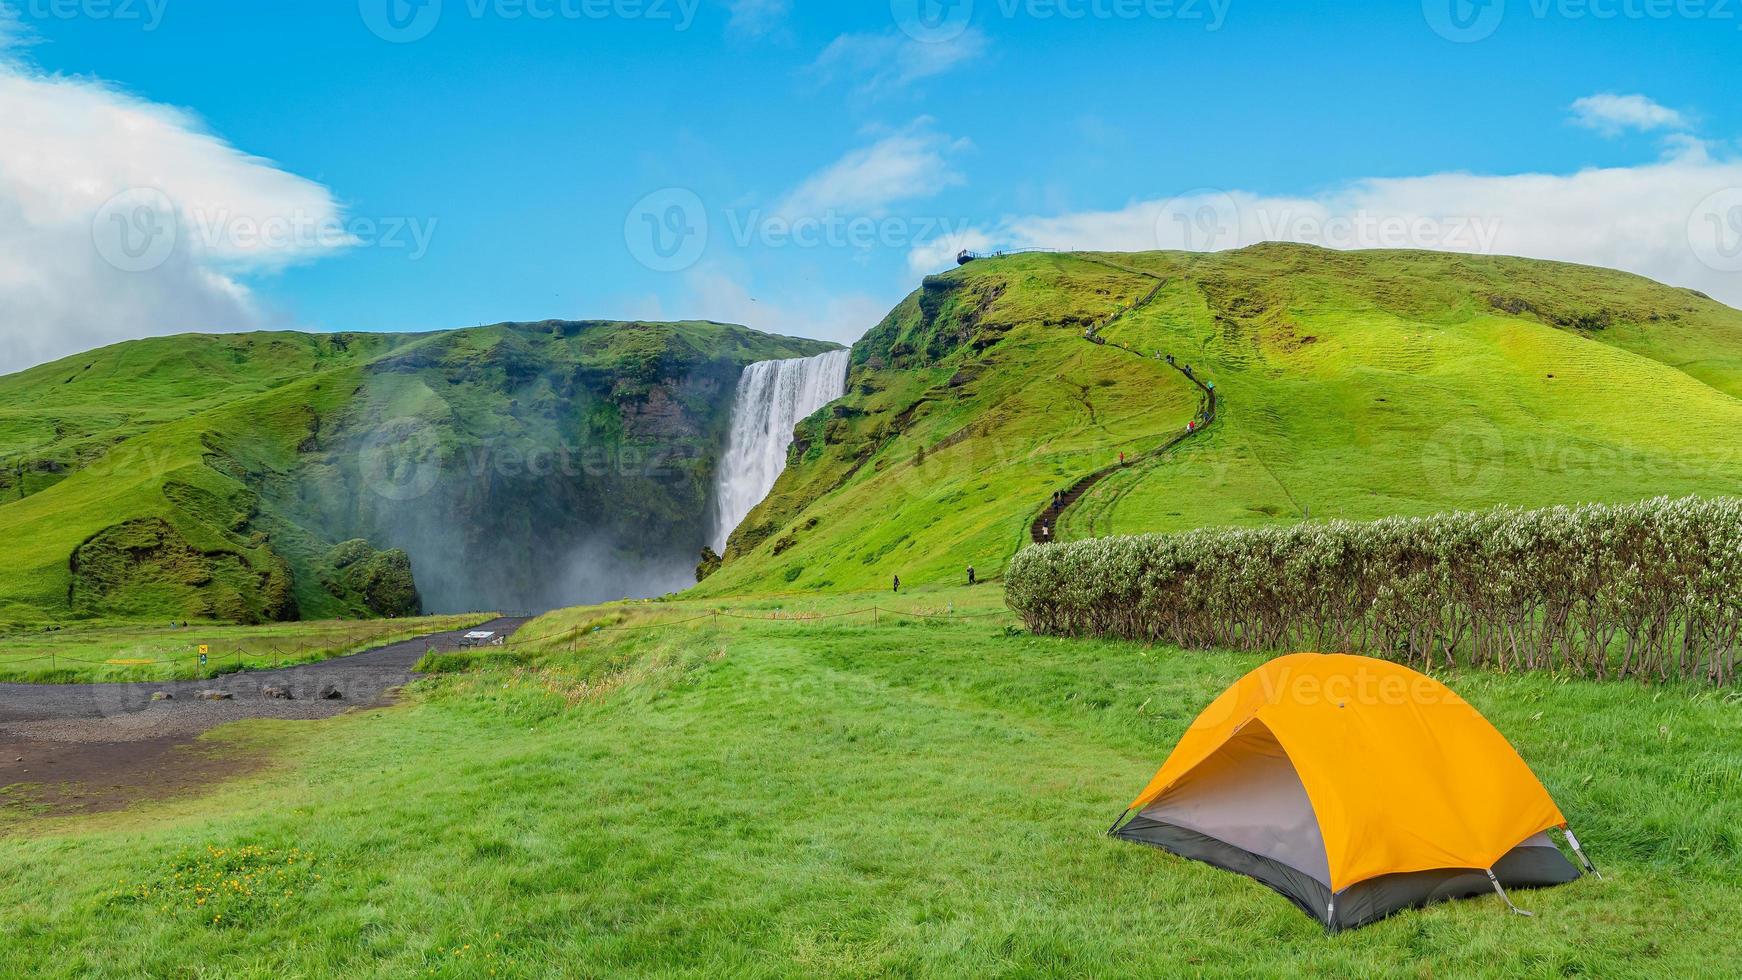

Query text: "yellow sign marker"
[198, 645, 209, 655]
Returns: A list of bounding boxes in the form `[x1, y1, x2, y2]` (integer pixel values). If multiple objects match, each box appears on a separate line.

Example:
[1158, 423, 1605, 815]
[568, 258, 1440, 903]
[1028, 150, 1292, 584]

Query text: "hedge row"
[1005, 496, 1742, 684]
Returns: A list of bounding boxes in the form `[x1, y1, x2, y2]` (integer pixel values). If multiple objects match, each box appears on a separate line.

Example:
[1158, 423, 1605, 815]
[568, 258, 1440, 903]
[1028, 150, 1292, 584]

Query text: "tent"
[1110, 653, 1599, 931]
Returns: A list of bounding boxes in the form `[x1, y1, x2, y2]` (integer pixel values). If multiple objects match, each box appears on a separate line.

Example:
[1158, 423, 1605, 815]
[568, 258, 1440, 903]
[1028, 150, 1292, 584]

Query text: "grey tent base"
[1114, 815, 1580, 932]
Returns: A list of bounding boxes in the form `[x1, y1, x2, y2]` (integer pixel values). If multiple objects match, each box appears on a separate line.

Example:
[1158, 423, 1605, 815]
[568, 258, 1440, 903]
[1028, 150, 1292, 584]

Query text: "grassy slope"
[0, 322, 831, 625]
[1, 587, 1733, 976]
[0, 345, 391, 625]
[0, 332, 404, 502]
[1073, 247, 1742, 537]
[697, 253, 1204, 595]
[704, 246, 1742, 592]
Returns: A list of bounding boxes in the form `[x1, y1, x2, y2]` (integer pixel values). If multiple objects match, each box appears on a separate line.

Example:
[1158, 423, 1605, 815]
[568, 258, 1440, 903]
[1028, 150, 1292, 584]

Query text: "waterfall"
[710, 349, 851, 552]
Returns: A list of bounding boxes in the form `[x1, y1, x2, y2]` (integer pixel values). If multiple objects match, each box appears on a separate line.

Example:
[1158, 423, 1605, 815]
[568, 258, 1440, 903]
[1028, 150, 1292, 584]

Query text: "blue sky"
[3, 0, 1740, 367]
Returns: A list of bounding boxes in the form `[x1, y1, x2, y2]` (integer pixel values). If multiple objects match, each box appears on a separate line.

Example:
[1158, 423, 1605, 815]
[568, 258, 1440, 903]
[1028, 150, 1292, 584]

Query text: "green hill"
[12, 246, 1742, 622]
[699, 244, 1742, 594]
[0, 322, 835, 626]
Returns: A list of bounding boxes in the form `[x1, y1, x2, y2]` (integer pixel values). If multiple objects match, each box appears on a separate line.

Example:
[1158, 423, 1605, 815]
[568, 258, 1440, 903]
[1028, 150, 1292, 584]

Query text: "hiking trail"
[1029, 259, 1219, 545]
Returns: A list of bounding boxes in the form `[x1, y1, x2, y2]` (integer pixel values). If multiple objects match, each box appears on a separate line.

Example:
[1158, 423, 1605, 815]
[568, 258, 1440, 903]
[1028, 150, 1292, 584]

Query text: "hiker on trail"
[1120, 452, 1126, 466]
[1042, 523, 1052, 542]
[1184, 364, 1194, 378]
[893, 575, 901, 593]
[1166, 354, 1175, 365]
[967, 565, 977, 586]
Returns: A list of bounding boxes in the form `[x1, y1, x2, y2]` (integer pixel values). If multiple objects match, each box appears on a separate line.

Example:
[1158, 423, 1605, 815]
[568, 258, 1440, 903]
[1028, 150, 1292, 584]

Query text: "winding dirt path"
[1030, 261, 1218, 545]
[1, 616, 527, 817]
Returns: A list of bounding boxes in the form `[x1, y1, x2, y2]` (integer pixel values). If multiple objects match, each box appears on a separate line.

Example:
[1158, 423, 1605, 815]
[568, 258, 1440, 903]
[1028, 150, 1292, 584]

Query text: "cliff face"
[0, 320, 838, 624]
[278, 321, 840, 613]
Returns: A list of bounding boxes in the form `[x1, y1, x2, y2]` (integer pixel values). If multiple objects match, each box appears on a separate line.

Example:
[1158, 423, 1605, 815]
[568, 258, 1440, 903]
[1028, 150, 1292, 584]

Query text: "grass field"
[2, 586, 1735, 976]
[0, 614, 492, 684]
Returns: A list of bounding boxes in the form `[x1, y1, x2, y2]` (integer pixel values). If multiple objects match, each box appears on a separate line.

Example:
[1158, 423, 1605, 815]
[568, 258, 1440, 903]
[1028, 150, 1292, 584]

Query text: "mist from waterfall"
[710, 349, 851, 552]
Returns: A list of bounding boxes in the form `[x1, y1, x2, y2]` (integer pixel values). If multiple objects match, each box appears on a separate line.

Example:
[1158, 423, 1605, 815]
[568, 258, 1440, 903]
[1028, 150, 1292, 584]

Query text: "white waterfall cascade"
[710, 349, 851, 552]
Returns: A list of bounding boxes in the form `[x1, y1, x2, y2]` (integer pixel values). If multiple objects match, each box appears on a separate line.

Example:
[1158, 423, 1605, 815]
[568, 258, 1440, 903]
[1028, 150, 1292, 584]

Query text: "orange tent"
[1111, 653, 1599, 930]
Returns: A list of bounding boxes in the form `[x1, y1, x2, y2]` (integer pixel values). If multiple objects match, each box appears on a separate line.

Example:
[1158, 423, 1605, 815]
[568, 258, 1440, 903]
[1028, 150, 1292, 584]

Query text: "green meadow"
[2, 586, 1735, 977]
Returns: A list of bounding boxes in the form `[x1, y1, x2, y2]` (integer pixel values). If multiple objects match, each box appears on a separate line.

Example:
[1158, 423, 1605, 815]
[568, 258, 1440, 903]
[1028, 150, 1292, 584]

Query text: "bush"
[1005, 496, 1742, 684]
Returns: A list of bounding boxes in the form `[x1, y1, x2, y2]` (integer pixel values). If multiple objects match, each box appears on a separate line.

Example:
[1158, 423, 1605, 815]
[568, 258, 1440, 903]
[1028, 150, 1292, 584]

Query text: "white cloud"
[0, 4, 26, 51]
[725, 0, 789, 39]
[810, 28, 988, 97]
[775, 122, 969, 220]
[0, 54, 350, 372]
[1571, 93, 1689, 137]
[909, 143, 1742, 310]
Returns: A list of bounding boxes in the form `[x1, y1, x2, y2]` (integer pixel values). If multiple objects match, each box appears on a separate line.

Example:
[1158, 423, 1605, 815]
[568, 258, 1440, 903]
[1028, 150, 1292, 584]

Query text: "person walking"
[1042, 523, 1052, 542]
[967, 565, 977, 586]
[893, 574, 901, 593]
[1119, 451, 1126, 466]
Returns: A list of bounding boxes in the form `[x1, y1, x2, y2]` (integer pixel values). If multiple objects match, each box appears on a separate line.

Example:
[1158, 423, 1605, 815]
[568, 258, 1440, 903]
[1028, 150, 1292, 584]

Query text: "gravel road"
[0, 617, 529, 743]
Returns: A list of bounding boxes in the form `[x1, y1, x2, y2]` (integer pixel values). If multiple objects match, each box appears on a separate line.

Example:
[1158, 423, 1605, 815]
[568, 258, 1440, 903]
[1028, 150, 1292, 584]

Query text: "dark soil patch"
[0, 733, 270, 818]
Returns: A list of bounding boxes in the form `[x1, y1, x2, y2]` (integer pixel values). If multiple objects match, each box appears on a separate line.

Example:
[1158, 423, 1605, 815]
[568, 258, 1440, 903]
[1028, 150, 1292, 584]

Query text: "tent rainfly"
[1110, 653, 1600, 931]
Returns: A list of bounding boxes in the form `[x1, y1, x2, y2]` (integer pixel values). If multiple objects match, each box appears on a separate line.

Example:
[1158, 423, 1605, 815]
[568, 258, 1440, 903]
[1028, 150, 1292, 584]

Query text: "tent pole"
[1485, 869, 1534, 917]
[1562, 827, 1604, 880]
[1105, 808, 1133, 837]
